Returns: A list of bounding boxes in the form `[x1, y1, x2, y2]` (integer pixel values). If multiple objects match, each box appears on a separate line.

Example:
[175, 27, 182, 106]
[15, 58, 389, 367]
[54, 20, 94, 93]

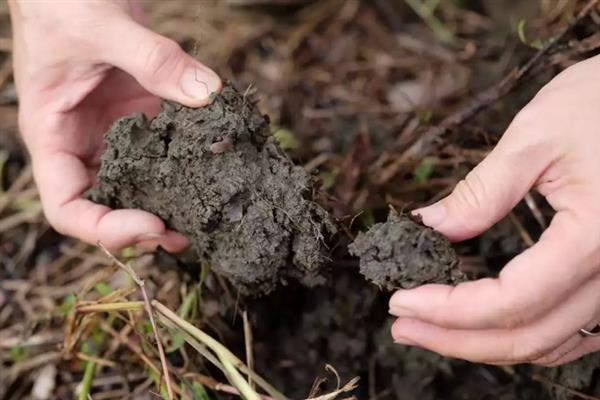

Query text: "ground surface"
[2, 1, 600, 399]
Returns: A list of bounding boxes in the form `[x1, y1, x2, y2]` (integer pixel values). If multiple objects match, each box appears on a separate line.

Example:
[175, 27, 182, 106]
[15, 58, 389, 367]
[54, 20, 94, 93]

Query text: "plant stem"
[78, 360, 96, 400]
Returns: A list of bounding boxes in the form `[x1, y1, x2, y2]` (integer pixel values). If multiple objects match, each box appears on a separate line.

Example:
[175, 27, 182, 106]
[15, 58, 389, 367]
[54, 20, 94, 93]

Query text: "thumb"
[415, 137, 545, 242]
[101, 16, 221, 107]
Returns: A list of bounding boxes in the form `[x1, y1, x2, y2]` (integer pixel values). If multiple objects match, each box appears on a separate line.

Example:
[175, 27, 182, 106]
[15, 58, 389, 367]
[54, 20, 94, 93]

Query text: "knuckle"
[434, 286, 467, 327]
[510, 102, 542, 131]
[497, 297, 526, 329]
[455, 170, 485, 210]
[43, 207, 69, 236]
[506, 98, 555, 153]
[505, 102, 550, 151]
[496, 298, 526, 329]
[141, 38, 182, 80]
[502, 313, 525, 330]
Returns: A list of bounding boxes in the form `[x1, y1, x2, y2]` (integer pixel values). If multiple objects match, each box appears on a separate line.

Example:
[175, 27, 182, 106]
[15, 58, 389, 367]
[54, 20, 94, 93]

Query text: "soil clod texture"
[349, 210, 464, 290]
[90, 84, 335, 296]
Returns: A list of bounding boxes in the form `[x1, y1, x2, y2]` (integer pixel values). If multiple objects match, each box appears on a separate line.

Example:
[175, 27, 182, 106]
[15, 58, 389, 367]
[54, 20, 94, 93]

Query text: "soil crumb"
[348, 210, 463, 290]
[90, 84, 335, 295]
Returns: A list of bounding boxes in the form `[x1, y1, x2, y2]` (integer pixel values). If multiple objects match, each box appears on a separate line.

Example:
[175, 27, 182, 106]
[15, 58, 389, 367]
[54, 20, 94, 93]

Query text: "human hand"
[9, 0, 221, 250]
[389, 54, 600, 366]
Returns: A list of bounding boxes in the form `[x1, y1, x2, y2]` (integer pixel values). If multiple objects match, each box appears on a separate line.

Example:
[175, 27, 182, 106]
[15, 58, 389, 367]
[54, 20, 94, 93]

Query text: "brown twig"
[508, 212, 535, 247]
[376, 0, 600, 184]
[524, 192, 547, 229]
[97, 242, 175, 400]
[98, 321, 190, 400]
[242, 310, 255, 390]
[75, 352, 118, 369]
[531, 373, 600, 400]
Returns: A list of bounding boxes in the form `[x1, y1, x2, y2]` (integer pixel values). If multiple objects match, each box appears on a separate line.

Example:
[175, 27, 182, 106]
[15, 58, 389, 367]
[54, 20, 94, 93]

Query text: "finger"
[390, 210, 598, 330]
[413, 122, 549, 241]
[100, 15, 221, 108]
[543, 336, 600, 367]
[59, 202, 187, 251]
[391, 274, 600, 364]
[136, 230, 189, 253]
[33, 150, 188, 251]
[391, 318, 517, 364]
[532, 335, 582, 366]
[390, 317, 571, 365]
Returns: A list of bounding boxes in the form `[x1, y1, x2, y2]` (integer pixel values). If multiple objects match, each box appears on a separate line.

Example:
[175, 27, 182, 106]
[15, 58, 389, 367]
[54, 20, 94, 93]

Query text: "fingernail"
[137, 232, 166, 242]
[180, 64, 221, 102]
[389, 291, 417, 317]
[389, 305, 415, 318]
[165, 231, 190, 251]
[394, 336, 417, 346]
[414, 202, 446, 228]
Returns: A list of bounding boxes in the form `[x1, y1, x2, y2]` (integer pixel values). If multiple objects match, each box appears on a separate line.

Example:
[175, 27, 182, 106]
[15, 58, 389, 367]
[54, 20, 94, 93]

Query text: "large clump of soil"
[90, 84, 335, 295]
[348, 210, 463, 290]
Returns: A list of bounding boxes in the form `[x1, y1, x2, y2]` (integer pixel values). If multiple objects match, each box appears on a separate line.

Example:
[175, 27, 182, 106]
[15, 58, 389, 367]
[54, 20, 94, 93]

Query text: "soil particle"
[89, 84, 335, 296]
[348, 210, 463, 290]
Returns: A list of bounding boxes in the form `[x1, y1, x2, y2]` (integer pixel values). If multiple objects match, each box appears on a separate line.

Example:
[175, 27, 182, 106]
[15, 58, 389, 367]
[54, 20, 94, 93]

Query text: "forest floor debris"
[2, 1, 600, 399]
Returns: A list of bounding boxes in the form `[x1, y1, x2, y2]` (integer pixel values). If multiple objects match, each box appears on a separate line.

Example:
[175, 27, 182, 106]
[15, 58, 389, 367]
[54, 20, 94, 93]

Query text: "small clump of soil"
[89, 84, 335, 296]
[348, 210, 464, 290]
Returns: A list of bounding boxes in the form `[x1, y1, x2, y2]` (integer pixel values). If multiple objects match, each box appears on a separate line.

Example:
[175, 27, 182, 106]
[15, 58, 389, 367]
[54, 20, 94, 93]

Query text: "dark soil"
[4, 2, 600, 399]
[248, 274, 551, 400]
[537, 353, 600, 400]
[90, 83, 467, 296]
[349, 210, 464, 290]
[90, 84, 336, 296]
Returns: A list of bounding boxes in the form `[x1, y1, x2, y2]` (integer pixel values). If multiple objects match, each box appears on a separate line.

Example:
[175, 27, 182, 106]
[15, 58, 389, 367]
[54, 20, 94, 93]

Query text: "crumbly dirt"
[89, 84, 335, 296]
[348, 210, 463, 290]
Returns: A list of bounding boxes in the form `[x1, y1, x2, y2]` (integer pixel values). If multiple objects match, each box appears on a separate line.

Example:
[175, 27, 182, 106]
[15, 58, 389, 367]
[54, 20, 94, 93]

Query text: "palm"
[12, 0, 217, 251]
[60, 69, 160, 186]
[28, 67, 181, 250]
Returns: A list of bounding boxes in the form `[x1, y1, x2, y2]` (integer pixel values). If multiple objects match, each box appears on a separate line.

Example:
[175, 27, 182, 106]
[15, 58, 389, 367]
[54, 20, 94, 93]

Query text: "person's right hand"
[9, 0, 221, 250]
[389, 54, 600, 366]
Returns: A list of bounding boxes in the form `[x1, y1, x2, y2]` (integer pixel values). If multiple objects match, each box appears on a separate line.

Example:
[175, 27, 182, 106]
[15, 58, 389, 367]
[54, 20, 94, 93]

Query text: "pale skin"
[9, 0, 600, 366]
[8, 0, 221, 251]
